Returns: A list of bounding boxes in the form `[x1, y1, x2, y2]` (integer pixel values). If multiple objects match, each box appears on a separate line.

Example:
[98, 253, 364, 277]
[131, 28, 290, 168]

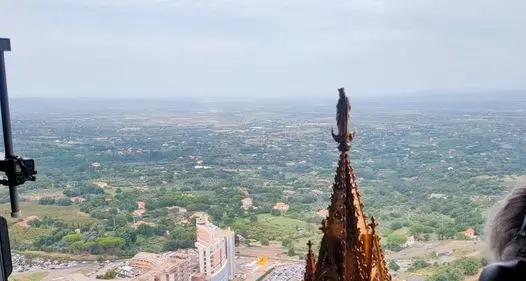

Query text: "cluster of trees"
[96, 271, 117, 279]
[63, 184, 105, 197]
[383, 232, 408, 252]
[389, 257, 480, 280]
[12, 100, 526, 259]
[39, 197, 73, 206]
[163, 240, 194, 251]
[28, 217, 68, 229]
[409, 259, 431, 271]
[22, 200, 197, 257]
[388, 260, 400, 272]
[379, 197, 483, 243]
[28, 223, 196, 257]
[427, 258, 480, 281]
[32, 231, 125, 255]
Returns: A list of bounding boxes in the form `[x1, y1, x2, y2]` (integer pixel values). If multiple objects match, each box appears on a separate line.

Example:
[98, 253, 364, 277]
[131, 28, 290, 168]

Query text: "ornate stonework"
[304, 88, 391, 281]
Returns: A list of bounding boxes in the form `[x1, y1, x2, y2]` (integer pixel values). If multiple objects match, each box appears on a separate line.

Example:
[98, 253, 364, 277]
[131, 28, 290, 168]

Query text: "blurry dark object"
[478, 259, 526, 281]
[478, 210, 526, 280]
[0, 218, 11, 280]
[0, 37, 37, 281]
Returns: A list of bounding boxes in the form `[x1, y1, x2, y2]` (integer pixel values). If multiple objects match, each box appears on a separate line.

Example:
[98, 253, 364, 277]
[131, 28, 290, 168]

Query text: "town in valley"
[4, 93, 526, 281]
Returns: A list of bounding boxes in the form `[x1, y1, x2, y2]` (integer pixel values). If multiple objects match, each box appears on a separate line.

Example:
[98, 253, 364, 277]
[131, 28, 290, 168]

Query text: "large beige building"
[195, 217, 236, 281]
[128, 217, 235, 281]
[131, 250, 199, 281]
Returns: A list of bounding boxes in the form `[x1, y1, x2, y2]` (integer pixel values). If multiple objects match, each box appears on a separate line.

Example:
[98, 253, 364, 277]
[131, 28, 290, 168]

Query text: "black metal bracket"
[0, 157, 37, 187]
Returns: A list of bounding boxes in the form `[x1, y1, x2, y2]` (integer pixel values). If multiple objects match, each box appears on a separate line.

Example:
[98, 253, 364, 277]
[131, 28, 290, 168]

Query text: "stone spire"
[304, 88, 391, 281]
[304, 241, 317, 281]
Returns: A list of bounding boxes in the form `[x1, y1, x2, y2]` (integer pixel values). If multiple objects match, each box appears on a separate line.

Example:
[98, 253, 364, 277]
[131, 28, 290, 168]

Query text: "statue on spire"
[332, 88, 355, 152]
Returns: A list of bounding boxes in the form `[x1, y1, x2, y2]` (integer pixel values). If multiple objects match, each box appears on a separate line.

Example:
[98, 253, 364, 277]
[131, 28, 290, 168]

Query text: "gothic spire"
[305, 88, 391, 281]
[304, 240, 317, 281]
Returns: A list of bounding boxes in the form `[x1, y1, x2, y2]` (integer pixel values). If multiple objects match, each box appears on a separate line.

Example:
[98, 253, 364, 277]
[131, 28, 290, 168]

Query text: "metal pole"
[0, 52, 13, 158]
[0, 39, 19, 218]
[0, 238, 4, 281]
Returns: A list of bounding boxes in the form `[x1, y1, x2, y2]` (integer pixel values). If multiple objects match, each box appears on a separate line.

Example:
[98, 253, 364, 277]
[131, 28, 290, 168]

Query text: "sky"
[1, 0, 525, 99]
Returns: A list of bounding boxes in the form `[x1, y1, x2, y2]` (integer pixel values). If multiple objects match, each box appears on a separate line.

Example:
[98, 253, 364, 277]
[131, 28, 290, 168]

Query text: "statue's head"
[338, 88, 345, 98]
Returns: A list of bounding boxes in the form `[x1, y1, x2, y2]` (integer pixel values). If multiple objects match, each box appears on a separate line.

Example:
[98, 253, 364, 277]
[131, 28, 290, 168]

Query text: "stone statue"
[336, 88, 350, 137]
[332, 88, 355, 151]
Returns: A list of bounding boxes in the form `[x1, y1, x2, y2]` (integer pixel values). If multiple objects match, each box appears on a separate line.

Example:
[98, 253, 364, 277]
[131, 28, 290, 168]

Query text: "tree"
[136, 224, 156, 237]
[437, 226, 456, 240]
[454, 258, 479, 276]
[388, 260, 400, 272]
[163, 240, 194, 251]
[428, 267, 463, 281]
[154, 225, 168, 236]
[408, 223, 433, 236]
[28, 219, 42, 228]
[261, 239, 269, 246]
[387, 233, 407, 245]
[113, 214, 128, 228]
[96, 271, 117, 280]
[288, 247, 296, 257]
[423, 233, 431, 241]
[385, 243, 402, 252]
[39, 197, 55, 205]
[57, 198, 73, 206]
[83, 241, 97, 254]
[91, 244, 105, 255]
[411, 259, 431, 270]
[63, 233, 83, 244]
[209, 207, 224, 222]
[70, 241, 85, 254]
[96, 236, 125, 248]
[389, 221, 403, 231]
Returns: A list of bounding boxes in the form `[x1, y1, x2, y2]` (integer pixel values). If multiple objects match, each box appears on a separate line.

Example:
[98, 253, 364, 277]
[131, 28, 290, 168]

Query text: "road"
[237, 247, 301, 263]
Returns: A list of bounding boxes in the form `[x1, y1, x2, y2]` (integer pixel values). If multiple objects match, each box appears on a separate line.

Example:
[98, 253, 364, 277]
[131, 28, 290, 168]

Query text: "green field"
[248, 214, 321, 252]
[16, 250, 112, 261]
[9, 226, 54, 245]
[4, 96, 524, 261]
[9, 272, 48, 281]
[0, 202, 94, 226]
[257, 214, 306, 229]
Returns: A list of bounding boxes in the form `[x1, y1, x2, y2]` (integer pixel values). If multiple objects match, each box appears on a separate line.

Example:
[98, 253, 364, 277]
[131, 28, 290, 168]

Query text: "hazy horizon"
[2, 1, 526, 99]
[9, 90, 526, 118]
[9, 89, 526, 101]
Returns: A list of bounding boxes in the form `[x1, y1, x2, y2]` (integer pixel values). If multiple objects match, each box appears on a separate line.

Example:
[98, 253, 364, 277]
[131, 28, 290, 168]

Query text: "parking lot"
[263, 264, 304, 281]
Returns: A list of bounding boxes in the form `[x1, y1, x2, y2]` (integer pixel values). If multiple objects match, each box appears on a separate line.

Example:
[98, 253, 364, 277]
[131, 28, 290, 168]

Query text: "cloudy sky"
[1, 0, 525, 99]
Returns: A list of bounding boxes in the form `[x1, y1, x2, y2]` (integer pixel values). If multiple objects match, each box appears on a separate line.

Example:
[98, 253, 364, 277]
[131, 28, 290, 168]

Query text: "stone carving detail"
[304, 89, 391, 281]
